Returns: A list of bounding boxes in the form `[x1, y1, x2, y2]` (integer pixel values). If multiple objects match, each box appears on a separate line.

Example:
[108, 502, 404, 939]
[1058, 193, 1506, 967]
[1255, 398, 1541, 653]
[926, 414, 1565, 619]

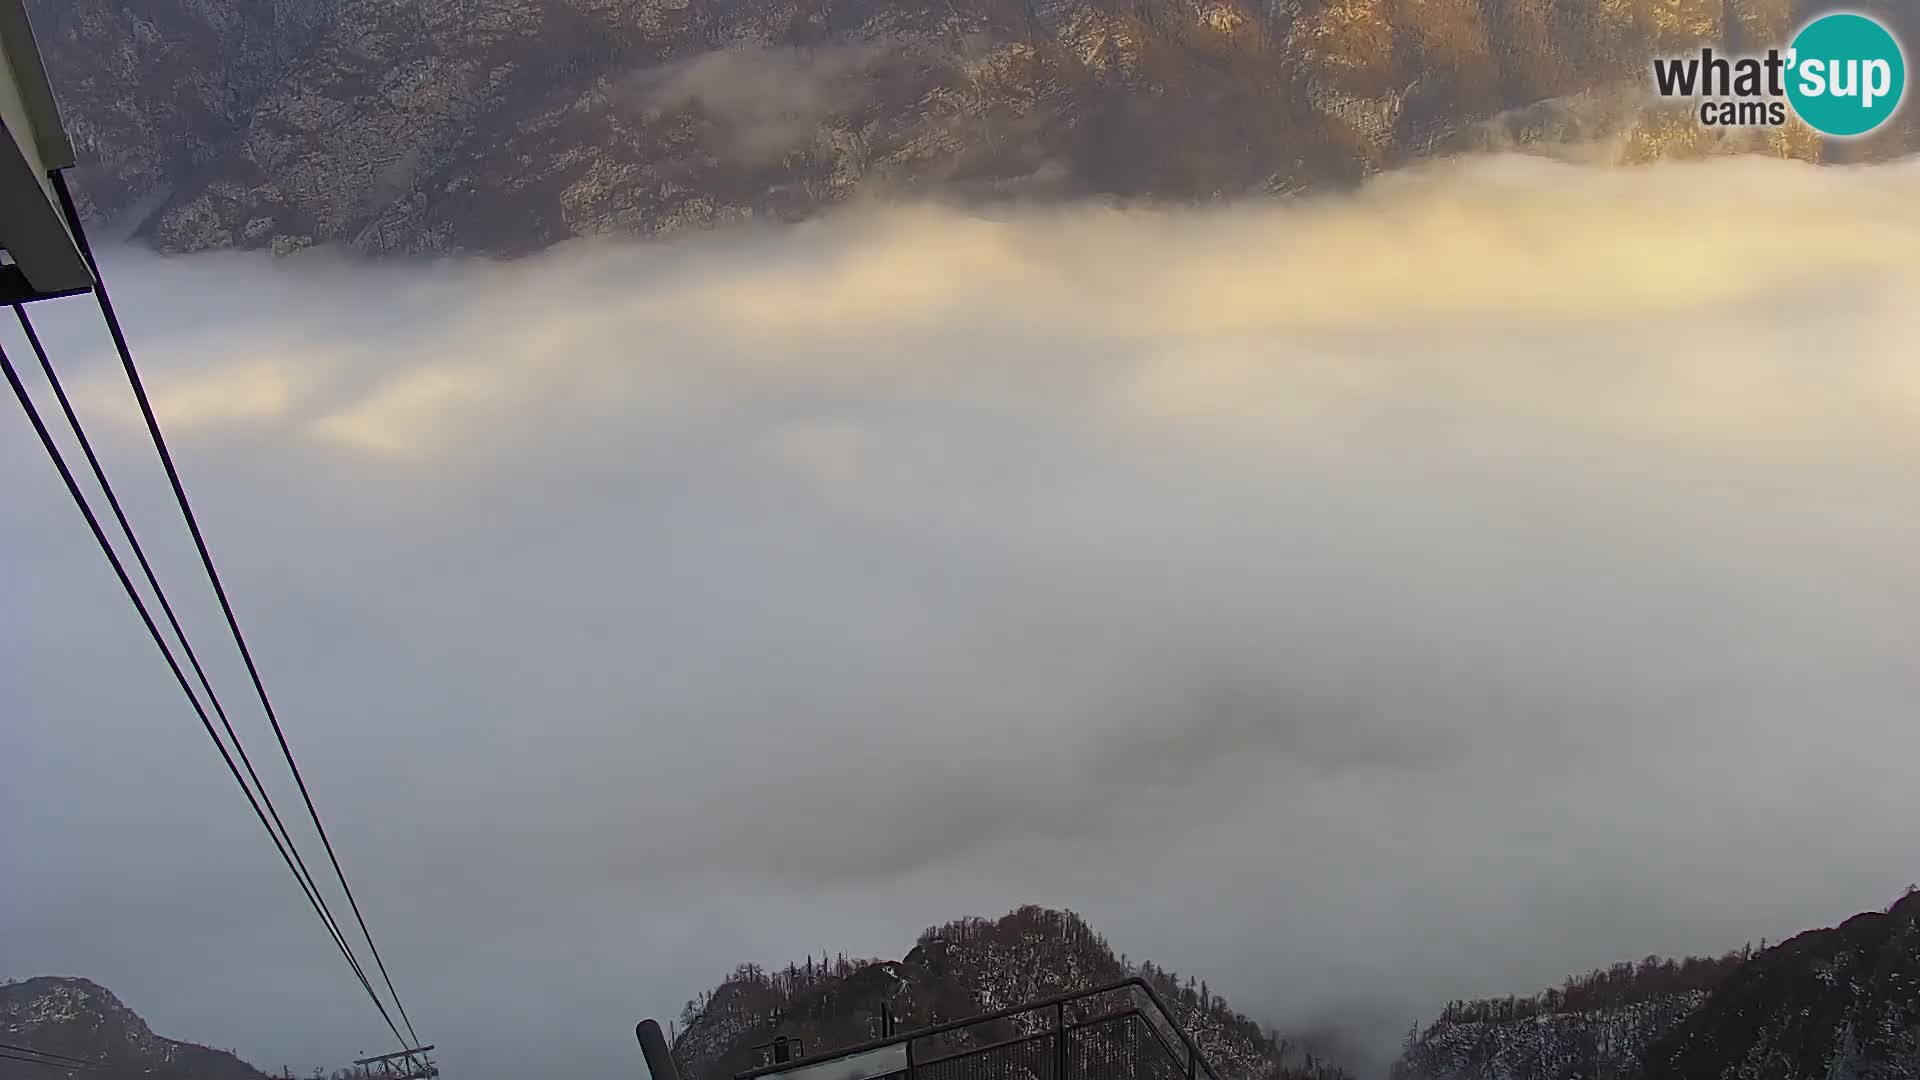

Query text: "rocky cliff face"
[25, 0, 1917, 256]
[0, 977, 271, 1080]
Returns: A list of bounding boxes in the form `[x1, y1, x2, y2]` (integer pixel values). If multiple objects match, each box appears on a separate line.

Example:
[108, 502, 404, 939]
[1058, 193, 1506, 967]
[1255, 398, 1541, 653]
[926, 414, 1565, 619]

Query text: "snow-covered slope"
[1394, 891, 1920, 1080]
[0, 977, 271, 1080]
[1642, 891, 1920, 1080]
[1393, 992, 1708, 1080]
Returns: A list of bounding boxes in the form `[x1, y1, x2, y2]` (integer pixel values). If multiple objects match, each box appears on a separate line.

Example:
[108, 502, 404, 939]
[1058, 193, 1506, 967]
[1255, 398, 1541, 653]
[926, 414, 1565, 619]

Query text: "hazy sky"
[3, 153, 1918, 1080]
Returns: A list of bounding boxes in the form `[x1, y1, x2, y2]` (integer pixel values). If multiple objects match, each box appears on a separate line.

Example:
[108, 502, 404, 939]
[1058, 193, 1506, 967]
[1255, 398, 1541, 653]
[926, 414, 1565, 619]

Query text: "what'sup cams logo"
[1653, 11, 1908, 137]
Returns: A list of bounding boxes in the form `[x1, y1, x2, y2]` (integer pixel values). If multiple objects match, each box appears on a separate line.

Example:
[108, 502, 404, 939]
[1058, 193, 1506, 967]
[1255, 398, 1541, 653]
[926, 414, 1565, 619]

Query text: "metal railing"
[730, 978, 1221, 1080]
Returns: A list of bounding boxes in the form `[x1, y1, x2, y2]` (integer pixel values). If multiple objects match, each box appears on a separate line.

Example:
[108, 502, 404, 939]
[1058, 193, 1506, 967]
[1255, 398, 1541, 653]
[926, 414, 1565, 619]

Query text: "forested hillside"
[670, 906, 1353, 1080]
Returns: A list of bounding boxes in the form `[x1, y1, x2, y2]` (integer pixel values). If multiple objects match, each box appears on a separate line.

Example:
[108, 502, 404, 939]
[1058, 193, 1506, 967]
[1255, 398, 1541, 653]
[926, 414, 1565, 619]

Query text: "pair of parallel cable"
[0, 1041, 100, 1072]
[2, 174, 422, 1055]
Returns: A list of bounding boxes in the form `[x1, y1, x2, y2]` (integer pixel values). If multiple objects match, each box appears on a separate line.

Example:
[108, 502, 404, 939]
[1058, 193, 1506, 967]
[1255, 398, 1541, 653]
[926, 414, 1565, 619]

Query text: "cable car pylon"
[352, 1046, 439, 1080]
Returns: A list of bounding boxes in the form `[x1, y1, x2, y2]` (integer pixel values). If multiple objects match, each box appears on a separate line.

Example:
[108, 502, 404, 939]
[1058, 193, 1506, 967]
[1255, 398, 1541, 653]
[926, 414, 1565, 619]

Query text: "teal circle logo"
[1786, 12, 1907, 137]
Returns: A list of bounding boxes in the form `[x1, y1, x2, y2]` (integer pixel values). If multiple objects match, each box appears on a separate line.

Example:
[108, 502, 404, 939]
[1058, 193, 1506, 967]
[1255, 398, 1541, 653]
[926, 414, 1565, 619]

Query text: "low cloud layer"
[3, 154, 1918, 1080]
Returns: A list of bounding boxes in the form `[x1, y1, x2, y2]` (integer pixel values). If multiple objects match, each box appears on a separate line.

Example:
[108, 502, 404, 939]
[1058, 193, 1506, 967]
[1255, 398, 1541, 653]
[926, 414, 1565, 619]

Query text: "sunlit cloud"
[2, 152, 1916, 1080]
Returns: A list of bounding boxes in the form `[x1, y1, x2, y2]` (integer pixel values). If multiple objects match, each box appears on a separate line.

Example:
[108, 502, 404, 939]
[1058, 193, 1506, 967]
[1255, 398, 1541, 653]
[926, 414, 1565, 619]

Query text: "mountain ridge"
[671, 905, 1357, 1080]
[9, 892, 1920, 1080]
[1641, 889, 1920, 1080]
[1391, 889, 1920, 1080]
[0, 976, 273, 1080]
[24, 0, 1919, 256]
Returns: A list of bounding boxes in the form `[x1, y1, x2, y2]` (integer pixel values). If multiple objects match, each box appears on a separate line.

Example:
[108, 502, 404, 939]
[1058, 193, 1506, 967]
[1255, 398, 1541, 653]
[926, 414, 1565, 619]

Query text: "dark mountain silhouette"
[1393, 889, 1920, 1080]
[670, 905, 1355, 1080]
[1642, 889, 1920, 1080]
[0, 977, 271, 1080]
[1390, 952, 1747, 1080]
[8, 893, 1917, 1080]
